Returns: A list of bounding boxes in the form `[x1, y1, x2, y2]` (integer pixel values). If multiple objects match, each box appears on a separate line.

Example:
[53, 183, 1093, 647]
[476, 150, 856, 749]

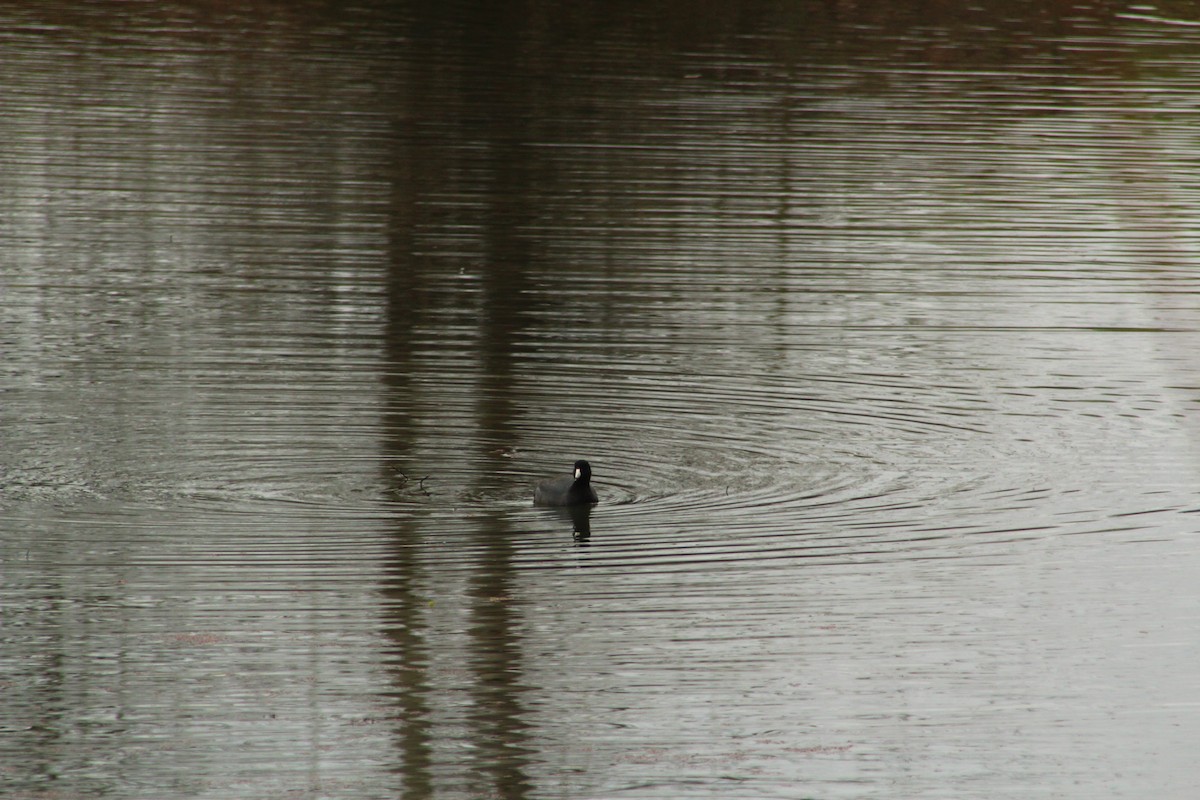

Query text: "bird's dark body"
[534, 460, 598, 506]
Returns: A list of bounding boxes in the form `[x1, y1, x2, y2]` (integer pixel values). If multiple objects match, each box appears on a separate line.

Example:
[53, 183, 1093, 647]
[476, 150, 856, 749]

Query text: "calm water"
[4, 2, 1200, 798]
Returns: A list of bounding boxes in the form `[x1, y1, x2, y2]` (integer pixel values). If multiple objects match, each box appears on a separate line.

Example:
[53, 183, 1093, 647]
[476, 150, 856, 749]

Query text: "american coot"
[534, 460, 598, 507]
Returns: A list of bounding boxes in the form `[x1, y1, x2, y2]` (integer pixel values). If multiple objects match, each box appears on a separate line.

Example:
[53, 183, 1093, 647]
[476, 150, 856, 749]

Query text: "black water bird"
[534, 460, 598, 507]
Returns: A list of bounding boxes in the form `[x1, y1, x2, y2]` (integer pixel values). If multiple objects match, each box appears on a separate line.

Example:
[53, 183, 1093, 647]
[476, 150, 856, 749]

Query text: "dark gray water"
[5, 2, 1200, 798]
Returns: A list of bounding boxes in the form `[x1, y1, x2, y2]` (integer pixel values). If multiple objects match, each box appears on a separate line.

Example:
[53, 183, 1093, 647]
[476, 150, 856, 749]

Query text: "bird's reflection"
[544, 503, 593, 543]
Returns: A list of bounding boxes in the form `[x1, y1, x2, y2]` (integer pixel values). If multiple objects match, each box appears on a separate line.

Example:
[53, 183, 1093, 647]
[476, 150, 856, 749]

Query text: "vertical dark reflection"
[377, 175, 435, 798]
[377, 6, 439, 795]
[457, 6, 541, 796]
[376, 525, 435, 800]
[464, 518, 534, 800]
[377, 81, 436, 800]
[380, 4, 544, 796]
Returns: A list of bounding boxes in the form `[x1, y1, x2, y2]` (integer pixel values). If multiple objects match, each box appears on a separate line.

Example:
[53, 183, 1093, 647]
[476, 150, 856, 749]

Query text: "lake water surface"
[4, 2, 1200, 798]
